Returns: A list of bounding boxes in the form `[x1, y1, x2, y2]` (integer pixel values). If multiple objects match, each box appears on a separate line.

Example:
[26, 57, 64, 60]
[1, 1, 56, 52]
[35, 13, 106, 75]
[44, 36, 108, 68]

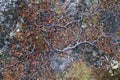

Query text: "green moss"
[63, 61, 94, 80]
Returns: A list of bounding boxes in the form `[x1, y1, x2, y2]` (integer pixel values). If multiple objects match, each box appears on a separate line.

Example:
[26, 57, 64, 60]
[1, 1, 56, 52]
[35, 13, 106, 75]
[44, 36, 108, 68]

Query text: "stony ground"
[0, 0, 120, 80]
